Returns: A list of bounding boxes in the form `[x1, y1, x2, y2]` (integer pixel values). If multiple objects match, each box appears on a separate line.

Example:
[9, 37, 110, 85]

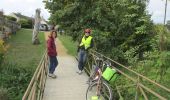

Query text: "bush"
[5, 16, 17, 22]
[0, 39, 5, 65]
[167, 20, 170, 30]
[0, 61, 33, 100]
[18, 19, 32, 29]
[0, 88, 9, 100]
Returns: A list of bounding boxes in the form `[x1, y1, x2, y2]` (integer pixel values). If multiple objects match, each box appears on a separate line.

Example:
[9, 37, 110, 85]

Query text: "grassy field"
[0, 29, 46, 100]
[58, 35, 78, 56]
[4, 29, 46, 69]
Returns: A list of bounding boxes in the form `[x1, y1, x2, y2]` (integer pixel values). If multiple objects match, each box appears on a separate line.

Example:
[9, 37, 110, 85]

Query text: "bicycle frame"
[86, 57, 113, 100]
[88, 59, 106, 98]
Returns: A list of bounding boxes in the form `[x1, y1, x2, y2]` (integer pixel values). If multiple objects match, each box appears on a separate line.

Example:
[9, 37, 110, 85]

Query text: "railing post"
[135, 76, 140, 100]
[40, 59, 46, 100]
[139, 86, 148, 100]
[40, 53, 49, 100]
[116, 84, 123, 99]
[38, 66, 43, 100]
[31, 82, 37, 100]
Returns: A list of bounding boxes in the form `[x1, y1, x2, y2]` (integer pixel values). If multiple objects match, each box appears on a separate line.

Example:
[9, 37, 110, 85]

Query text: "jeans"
[49, 56, 58, 74]
[78, 49, 87, 71]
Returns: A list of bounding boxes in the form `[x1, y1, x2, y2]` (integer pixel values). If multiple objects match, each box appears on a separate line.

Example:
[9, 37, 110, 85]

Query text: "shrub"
[0, 61, 33, 100]
[0, 88, 9, 100]
[0, 39, 5, 65]
[18, 19, 32, 29]
[5, 16, 17, 22]
[167, 20, 170, 30]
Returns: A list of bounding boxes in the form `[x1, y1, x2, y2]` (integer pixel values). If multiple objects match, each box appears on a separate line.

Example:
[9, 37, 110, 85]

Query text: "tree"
[5, 16, 17, 22]
[44, 0, 153, 62]
[18, 19, 32, 28]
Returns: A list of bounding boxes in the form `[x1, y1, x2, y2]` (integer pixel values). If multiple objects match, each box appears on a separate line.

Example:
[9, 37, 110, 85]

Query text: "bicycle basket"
[102, 67, 118, 84]
[91, 96, 102, 100]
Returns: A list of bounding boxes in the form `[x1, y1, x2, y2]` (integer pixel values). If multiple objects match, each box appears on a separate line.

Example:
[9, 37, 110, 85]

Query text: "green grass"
[0, 29, 46, 100]
[4, 29, 46, 69]
[58, 35, 78, 56]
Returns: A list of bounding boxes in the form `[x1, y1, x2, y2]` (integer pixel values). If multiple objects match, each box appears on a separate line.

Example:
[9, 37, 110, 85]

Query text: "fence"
[22, 51, 49, 100]
[85, 50, 170, 100]
[23, 49, 170, 100]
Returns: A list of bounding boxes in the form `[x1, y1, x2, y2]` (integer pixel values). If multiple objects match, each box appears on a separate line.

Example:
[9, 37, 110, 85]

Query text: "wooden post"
[139, 86, 148, 100]
[31, 82, 37, 100]
[135, 76, 140, 100]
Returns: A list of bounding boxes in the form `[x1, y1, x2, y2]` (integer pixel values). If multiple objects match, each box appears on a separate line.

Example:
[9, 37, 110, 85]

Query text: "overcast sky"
[148, 0, 170, 23]
[0, 0, 170, 23]
[0, 0, 50, 20]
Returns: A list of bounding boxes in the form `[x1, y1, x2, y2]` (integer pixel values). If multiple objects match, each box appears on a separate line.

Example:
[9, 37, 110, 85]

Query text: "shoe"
[78, 70, 83, 75]
[48, 73, 57, 78]
[76, 70, 82, 75]
[76, 70, 79, 73]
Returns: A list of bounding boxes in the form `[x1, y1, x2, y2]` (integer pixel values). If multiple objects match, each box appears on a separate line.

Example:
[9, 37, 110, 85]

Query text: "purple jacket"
[47, 36, 57, 56]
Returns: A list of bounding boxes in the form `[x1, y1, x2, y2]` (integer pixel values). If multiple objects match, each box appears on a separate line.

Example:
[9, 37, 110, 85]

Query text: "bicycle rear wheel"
[86, 81, 113, 100]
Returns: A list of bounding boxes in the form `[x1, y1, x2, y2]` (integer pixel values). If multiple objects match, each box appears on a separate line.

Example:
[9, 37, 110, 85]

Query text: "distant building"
[40, 16, 47, 25]
[9, 13, 33, 22]
[39, 16, 48, 31]
[9, 13, 49, 31]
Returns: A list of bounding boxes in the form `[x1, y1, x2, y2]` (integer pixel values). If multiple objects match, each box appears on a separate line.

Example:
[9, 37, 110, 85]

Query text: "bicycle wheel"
[86, 81, 113, 100]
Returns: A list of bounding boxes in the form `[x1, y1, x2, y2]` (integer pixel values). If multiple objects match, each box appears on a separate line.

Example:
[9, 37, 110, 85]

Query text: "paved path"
[43, 32, 88, 100]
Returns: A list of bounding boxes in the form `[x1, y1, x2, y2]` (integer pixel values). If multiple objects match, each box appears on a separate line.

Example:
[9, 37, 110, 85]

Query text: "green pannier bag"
[102, 67, 118, 83]
[91, 96, 102, 100]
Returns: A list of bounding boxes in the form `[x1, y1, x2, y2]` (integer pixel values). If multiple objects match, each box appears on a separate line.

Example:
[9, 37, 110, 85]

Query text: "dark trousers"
[78, 49, 87, 71]
[49, 56, 58, 74]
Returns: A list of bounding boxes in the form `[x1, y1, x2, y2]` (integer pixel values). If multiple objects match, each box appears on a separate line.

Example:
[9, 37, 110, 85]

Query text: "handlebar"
[95, 56, 112, 68]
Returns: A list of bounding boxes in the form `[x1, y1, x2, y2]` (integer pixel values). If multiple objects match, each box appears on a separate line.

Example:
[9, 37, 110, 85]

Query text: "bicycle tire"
[86, 81, 113, 100]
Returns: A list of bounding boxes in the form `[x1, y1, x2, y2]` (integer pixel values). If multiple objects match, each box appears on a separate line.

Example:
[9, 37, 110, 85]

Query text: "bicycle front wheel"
[86, 81, 113, 100]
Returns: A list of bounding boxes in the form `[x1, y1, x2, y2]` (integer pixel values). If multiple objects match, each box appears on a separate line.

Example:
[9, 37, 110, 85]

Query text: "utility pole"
[164, 0, 168, 25]
[159, 0, 168, 52]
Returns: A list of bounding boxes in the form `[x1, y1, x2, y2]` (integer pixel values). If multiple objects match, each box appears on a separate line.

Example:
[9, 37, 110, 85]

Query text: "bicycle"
[86, 57, 114, 100]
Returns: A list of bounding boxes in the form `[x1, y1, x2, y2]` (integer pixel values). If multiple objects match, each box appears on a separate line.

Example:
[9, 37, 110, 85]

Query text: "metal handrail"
[84, 50, 170, 100]
[22, 50, 49, 100]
